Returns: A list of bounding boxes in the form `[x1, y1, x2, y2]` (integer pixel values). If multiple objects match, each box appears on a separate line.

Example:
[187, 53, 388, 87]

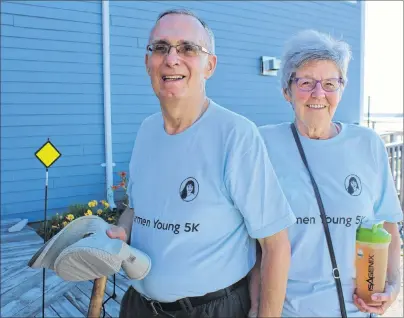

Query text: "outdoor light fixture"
[261, 56, 281, 76]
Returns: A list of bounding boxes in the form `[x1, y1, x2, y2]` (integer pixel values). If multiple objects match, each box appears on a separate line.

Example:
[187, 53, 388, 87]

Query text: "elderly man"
[108, 9, 296, 318]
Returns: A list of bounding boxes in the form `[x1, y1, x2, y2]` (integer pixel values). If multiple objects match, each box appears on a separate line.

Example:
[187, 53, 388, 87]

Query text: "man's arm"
[107, 207, 134, 243]
[257, 228, 291, 318]
[118, 207, 134, 242]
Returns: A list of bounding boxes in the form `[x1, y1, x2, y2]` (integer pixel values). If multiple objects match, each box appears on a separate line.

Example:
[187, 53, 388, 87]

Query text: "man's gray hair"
[153, 9, 215, 54]
[280, 29, 352, 94]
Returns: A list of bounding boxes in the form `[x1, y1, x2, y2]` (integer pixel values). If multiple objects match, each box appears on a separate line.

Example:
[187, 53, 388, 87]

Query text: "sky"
[363, 1, 403, 115]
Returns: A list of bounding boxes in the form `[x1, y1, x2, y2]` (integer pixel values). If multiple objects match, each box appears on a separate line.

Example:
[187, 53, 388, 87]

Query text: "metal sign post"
[34, 138, 61, 318]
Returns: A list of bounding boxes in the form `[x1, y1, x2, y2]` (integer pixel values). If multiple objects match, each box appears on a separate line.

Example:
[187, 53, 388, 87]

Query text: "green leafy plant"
[37, 171, 128, 241]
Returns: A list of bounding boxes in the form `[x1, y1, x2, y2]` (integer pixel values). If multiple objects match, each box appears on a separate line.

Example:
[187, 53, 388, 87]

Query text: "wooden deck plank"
[1, 245, 44, 260]
[2, 270, 73, 317]
[1, 252, 42, 266]
[1, 267, 39, 295]
[1, 246, 42, 259]
[64, 286, 111, 318]
[1, 226, 39, 237]
[0, 220, 77, 317]
[1, 231, 42, 243]
[1, 223, 35, 234]
[48, 296, 85, 318]
[77, 280, 121, 318]
[1, 238, 43, 252]
[105, 276, 126, 304]
[14, 281, 75, 317]
[1, 263, 32, 281]
[1, 238, 43, 259]
[35, 306, 60, 318]
[1, 269, 39, 309]
[107, 272, 131, 293]
[1, 218, 22, 230]
[1, 269, 52, 306]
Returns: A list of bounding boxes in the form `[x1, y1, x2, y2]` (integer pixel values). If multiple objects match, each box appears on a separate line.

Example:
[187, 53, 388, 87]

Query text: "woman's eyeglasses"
[292, 77, 344, 92]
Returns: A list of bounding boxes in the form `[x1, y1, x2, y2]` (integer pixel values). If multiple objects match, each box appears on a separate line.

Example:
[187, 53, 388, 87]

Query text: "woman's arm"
[247, 242, 261, 317]
[383, 222, 401, 296]
[257, 229, 291, 317]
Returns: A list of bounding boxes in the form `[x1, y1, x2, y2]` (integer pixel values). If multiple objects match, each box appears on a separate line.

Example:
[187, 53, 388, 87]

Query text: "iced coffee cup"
[355, 223, 391, 305]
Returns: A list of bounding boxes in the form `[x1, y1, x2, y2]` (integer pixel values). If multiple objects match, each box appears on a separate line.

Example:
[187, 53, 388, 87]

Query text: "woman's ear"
[283, 88, 291, 102]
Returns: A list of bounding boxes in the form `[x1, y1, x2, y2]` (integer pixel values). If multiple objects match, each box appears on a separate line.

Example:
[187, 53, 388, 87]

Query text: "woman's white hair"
[280, 29, 352, 94]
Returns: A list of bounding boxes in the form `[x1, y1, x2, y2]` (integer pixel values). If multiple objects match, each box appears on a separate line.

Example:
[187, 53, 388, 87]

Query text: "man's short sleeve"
[225, 125, 296, 239]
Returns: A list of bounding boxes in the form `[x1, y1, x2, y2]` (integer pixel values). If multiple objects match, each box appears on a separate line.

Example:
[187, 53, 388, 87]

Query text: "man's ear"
[145, 54, 150, 75]
[204, 55, 217, 79]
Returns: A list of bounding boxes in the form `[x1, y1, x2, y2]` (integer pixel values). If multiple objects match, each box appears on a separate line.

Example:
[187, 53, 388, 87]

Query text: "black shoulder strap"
[290, 123, 347, 318]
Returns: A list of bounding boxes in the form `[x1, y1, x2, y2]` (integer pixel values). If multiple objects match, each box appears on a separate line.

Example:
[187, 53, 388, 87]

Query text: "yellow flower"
[103, 202, 110, 209]
[62, 221, 68, 227]
[100, 200, 106, 205]
[66, 214, 74, 221]
[97, 209, 103, 215]
[85, 210, 93, 216]
[107, 217, 114, 222]
[88, 200, 97, 208]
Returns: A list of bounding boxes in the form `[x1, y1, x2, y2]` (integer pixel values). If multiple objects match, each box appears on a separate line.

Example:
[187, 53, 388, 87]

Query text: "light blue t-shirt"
[126, 101, 296, 302]
[259, 122, 403, 317]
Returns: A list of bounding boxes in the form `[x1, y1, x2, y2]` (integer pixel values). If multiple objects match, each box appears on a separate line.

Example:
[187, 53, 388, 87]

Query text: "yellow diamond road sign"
[35, 140, 61, 168]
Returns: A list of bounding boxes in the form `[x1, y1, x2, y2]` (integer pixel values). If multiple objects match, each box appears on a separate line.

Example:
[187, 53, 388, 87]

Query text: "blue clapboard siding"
[109, 0, 363, 176]
[0, 0, 105, 221]
[0, 0, 363, 221]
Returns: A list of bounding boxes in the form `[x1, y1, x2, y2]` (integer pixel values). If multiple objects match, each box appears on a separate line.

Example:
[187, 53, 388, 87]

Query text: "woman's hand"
[353, 282, 399, 315]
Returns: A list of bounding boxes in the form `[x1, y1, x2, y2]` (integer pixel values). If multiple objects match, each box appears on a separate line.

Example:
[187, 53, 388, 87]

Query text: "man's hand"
[247, 308, 258, 317]
[106, 225, 128, 242]
[107, 207, 134, 243]
[353, 283, 399, 315]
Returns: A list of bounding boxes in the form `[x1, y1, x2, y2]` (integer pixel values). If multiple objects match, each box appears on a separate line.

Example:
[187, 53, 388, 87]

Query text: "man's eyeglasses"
[292, 77, 344, 92]
[146, 42, 212, 58]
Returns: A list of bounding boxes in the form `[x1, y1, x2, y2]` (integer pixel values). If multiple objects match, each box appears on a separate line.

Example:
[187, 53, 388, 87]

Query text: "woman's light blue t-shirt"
[259, 122, 403, 318]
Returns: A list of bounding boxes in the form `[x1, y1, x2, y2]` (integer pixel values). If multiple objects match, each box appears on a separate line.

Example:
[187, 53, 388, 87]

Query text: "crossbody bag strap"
[290, 123, 347, 318]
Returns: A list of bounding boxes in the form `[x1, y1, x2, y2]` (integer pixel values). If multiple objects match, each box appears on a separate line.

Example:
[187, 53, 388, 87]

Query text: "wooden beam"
[87, 277, 107, 318]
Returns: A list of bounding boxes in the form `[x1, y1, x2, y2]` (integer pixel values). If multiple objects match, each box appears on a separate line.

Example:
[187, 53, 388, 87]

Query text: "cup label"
[366, 254, 375, 291]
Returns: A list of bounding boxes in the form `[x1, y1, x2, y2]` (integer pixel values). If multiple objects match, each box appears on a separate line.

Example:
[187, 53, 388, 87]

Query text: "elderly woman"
[250, 30, 402, 317]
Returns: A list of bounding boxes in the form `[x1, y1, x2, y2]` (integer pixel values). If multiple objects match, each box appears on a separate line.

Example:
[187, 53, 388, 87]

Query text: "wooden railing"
[380, 131, 403, 144]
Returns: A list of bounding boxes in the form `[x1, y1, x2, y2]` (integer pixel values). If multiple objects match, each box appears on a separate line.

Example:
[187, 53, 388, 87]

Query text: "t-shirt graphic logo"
[345, 174, 362, 196]
[179, 177, 199, 202]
